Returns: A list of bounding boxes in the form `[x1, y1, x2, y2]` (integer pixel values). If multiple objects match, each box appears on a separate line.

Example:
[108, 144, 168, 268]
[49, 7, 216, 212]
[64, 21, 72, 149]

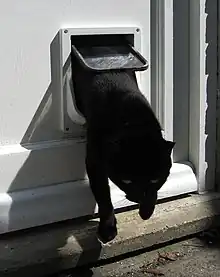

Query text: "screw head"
[64, 29, 68, 34]
[136, 28, 140, 33]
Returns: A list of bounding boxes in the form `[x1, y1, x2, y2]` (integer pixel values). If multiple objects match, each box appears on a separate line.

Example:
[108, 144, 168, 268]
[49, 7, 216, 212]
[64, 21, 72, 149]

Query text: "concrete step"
[1, 193, 220, 277]
[57, 234, 220, 277]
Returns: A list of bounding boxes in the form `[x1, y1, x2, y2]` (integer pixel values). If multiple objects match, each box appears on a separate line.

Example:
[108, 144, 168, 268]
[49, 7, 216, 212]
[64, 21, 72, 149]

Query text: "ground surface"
[52, 229, 220, 277]
[3, 194, 220, 277]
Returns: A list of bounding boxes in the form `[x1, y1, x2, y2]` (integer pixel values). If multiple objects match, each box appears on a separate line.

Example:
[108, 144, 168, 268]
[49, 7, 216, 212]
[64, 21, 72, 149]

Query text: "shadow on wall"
[173, 0, 190, 162]
[7, 30, 89, 194]
[205, 0, 218, 192]
[204, 0, 220, 248]
[5, 31, 101, 273]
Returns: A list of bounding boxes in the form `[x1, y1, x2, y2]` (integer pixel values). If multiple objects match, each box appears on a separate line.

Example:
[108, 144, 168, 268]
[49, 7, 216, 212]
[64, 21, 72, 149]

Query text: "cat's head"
[118, 134, 175, 181]
[119, 136, 175, 219]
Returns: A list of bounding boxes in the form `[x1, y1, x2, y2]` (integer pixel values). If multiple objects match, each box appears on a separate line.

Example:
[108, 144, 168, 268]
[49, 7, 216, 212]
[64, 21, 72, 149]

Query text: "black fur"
[71, 59, 175, 243]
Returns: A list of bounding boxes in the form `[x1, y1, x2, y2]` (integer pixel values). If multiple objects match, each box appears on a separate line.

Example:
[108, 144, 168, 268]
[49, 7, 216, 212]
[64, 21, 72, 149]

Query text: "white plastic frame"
[58, 26, 143, 133]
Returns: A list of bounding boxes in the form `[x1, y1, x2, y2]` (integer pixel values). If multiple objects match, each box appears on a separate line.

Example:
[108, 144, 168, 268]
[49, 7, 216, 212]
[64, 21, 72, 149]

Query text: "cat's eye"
[151, 179, 159, 184]
[122, 180, 132, 184]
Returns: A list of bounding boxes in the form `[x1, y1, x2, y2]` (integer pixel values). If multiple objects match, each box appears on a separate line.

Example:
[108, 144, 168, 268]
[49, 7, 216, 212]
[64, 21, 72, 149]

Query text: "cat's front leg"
[86, 131, 117, 243]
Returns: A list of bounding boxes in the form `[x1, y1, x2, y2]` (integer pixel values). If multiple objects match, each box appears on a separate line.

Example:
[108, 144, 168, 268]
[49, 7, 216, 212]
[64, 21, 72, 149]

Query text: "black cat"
[71, 60, 175, 244]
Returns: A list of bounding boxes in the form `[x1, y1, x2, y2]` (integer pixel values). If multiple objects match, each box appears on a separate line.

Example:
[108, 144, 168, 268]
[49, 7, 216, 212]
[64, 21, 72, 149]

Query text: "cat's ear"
[165, 140, 175, 154]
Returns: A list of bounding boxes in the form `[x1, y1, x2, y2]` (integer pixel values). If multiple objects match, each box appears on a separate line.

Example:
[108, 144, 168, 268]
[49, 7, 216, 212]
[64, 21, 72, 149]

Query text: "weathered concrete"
[68, 236, 220, 277]
[1, 193, 220, 276]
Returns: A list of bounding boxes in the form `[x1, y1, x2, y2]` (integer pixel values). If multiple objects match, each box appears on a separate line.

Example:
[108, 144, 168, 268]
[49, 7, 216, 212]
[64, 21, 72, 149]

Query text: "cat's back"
[82, 71, 161, 135]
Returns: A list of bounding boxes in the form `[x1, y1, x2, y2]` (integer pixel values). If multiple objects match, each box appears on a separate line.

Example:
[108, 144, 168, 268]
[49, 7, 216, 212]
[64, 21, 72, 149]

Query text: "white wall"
[0, 0, 150, 191]
[0, 0, 204, 233]
[0, 0, 150, 146]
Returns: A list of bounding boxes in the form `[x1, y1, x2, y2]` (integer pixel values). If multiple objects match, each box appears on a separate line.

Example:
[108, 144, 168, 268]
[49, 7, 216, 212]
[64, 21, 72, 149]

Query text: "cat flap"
[71, 34, 148, 72]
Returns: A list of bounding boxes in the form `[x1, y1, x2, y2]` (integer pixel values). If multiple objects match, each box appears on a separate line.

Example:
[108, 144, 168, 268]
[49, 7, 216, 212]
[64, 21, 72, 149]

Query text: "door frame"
[189, 0, 217, 192]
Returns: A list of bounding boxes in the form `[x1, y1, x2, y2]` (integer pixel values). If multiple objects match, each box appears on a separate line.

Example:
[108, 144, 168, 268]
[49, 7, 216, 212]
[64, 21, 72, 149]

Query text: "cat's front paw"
[139, 205, 155, 220]
[97, 216, 117, 244]
[139, 190, 158, 220]
[139, 199, 156, 220]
